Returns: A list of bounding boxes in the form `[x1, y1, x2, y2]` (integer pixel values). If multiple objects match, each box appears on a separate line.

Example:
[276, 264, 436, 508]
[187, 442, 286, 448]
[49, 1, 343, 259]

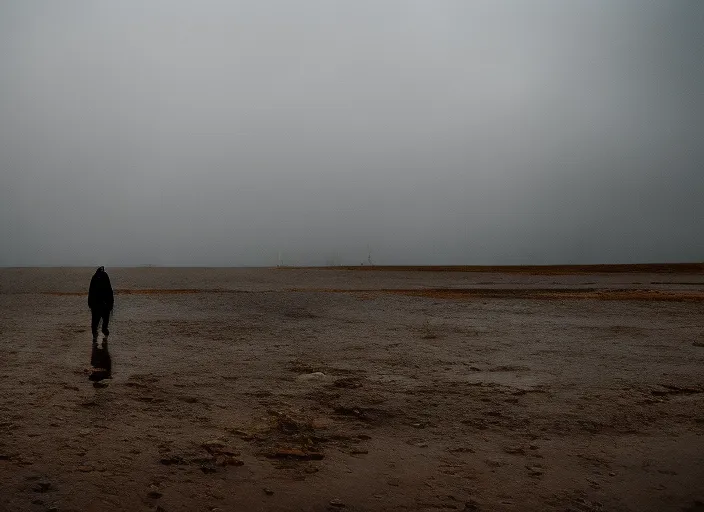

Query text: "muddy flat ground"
[1, 266, 703, 512]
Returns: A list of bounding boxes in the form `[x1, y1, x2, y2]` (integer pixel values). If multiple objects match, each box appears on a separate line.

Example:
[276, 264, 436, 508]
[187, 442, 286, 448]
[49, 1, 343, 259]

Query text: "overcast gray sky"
[1, 1, 702, 266]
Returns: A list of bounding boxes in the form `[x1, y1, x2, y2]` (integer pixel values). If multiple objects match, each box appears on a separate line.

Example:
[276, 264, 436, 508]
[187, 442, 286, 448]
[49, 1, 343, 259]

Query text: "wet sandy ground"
[1, 267, 703, 512]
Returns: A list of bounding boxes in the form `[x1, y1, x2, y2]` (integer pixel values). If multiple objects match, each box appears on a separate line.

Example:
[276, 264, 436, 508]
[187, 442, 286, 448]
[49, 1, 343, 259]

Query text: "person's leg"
[101, 309, 110, 337]
[91, 309, 100, 341]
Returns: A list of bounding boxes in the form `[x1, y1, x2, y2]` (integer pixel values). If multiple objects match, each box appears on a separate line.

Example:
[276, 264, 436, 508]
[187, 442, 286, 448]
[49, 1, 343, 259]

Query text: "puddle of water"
[89, 340, 112, 382]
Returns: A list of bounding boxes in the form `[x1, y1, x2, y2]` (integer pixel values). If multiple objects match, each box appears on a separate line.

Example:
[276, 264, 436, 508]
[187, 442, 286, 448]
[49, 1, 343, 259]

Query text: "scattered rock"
[503, 446, 525, 455]
[334, 377, 362, 389]
[268, 411, 316, 435]
[464, 500, 481, 512]
[298, 372, 327, 381]
[267, 448, 324, 460]
[263, 488, 274, 496]
[147, 490, 163, 499]
[652, 384, 703, 396]
[387, 478, 400, 487]
[215, 455, 244, 467]
[349, 449, 368, 455]
[199, 463, 217, 474]
[490, 365, 529, 372]
[566, 497, 604, 511]
[201, 439, 227, 454]
[448, 446, 475, 454]
[693, 342, 704, 347]
[231, 429, 255, 440]
[329, 498, 345, 507]
[33, 480, 52, 493]
[160, 455, 187, 466]
[525, 464, 543, 476]
[77, 465, 94, 472]
[333, 405, 364, 417]
[92, 381, 108, 389]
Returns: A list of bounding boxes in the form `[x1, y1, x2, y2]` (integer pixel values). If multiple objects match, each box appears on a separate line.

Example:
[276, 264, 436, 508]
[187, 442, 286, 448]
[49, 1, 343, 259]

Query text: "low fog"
[1, 1, 702, 266]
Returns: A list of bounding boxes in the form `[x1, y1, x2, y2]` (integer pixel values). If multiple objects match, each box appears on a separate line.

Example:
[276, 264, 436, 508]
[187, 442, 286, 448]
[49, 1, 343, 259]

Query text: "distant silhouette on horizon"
[88, 266, 114, 343]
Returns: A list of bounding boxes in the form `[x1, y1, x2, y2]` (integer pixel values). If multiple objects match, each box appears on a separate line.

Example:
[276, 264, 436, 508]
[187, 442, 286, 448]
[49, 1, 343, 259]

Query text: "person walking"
[88, 266, 114, 343]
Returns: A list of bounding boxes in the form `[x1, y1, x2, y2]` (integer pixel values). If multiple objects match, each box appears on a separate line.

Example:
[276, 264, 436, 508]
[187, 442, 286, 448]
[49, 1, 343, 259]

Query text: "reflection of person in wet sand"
[88, 266, 114, 343]
[89, 340, 112, 382]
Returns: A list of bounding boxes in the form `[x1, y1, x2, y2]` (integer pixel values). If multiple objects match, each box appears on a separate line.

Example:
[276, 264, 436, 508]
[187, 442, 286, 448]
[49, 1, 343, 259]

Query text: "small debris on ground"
[266, 448, 324, 460]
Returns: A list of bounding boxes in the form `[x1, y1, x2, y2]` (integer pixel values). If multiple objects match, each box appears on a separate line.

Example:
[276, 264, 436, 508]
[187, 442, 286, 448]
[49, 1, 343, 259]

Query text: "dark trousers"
[91, 308, 110, 338]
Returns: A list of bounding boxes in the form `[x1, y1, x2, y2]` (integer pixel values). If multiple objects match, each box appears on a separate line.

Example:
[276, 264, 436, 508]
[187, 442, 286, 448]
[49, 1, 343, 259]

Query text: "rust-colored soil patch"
[389, 288, 704, 302]
[288, 288, 704, 302]
[44, 288, 242, 296]
[115, 288, 213, 295]
[310, 263, 704, 275]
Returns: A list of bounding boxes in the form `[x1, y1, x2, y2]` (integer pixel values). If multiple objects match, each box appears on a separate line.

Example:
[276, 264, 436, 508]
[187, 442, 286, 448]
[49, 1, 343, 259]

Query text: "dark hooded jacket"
[88, 267, 114, 310]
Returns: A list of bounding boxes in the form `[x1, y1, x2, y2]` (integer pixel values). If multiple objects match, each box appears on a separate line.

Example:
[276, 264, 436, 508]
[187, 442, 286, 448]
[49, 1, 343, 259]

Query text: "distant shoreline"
[313, 263, 704, 274]
[1, 263, 702, 274]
